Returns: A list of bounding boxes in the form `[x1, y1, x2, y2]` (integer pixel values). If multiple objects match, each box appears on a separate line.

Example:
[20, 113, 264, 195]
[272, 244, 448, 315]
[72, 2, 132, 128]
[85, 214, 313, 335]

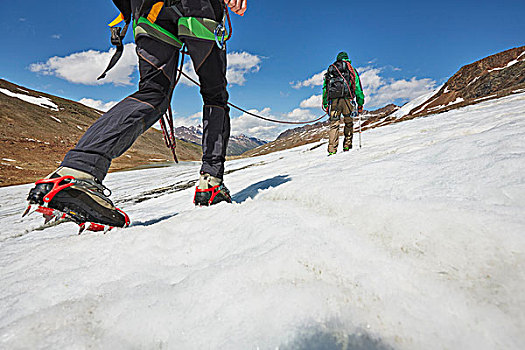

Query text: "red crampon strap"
[116, 208, 131, 227]
[35, 176, 75, 204]
[194, 184, 222, 205]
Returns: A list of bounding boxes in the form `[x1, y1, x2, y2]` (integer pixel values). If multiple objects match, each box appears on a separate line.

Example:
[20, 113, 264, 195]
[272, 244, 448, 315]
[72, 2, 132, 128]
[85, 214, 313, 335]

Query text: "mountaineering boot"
[343, 146, 352, 152]
[25, 167, 129, 230]
[194, 173, 232, 206]
[328, 152, 336, 156]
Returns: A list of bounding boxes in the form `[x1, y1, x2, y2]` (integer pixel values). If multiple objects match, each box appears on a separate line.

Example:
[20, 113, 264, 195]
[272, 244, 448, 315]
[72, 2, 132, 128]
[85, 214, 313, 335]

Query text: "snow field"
[1, 93, 524, 349]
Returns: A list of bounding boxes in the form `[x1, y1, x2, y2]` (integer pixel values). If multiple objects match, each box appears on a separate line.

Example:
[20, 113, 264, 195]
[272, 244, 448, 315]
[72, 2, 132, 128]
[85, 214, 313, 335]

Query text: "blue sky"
[1, 0, 524, 140]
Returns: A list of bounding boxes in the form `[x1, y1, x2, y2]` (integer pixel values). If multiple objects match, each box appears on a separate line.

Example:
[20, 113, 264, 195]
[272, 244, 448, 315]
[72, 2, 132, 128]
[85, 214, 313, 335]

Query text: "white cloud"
[230, 107, 322, 141]
[291, 71, 325, 89]
[372, 77, 436, 108]
[180, 61, 199, 86]
[290, 64, 436, 109]
[173, 111, 202, 128]
[285, 108, 319, 122]
[79, 98, 119, 112]
[227, 51, 262, 85]
[29, 43, 138, 86]
[359, 67, 384, 93]
[181, 51, 262, 87]
[51, 34, 62, 39]
[31, 47, 261, 88]
[358, 66, 436, 109]
[230, 108, 281, 140]
[299, 94, 322, 109]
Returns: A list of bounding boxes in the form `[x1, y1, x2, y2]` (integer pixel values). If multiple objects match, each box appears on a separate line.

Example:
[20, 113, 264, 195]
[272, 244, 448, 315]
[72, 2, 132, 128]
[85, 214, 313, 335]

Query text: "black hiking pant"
[61, 11, 230, 181]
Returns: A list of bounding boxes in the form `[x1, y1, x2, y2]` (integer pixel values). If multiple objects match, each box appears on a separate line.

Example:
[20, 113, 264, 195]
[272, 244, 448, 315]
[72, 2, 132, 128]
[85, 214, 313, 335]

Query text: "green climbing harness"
[134, 16, 183, 48]
[99, 1, 230, 80]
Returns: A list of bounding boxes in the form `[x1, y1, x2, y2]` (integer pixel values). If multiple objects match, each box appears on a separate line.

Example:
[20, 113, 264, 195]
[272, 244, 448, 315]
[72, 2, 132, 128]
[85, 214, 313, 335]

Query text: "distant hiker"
[322, 51, 365, 155]
[24, 0, 247, 232]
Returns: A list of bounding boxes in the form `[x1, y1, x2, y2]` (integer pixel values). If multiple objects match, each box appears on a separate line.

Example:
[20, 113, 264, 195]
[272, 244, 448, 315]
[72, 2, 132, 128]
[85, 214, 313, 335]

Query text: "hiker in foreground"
[322, 51, 365, 155]
[24, 0, 247, 232]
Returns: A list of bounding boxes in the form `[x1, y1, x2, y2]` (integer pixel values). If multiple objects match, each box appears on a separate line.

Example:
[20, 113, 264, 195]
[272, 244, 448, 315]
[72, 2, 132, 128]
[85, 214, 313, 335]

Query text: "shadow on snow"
[282, 328, 394, 350]
[131, 213, 179, 227]
[232, 175, 291, 203]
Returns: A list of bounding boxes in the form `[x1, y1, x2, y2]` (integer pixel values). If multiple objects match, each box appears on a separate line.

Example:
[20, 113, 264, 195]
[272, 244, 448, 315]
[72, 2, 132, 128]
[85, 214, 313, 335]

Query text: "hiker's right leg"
[61, 37, 179, 181]
[343, 115, 354, 150]
[328, 99, 342, 154]
[185, 38, 232, 205]
[185, 38, 230, 179]
[342, 100, 355, 150]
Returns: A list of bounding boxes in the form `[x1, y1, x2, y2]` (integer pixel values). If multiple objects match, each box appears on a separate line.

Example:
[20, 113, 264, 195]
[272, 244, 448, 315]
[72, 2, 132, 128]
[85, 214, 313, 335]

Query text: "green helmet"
[336, 51, 349, 61]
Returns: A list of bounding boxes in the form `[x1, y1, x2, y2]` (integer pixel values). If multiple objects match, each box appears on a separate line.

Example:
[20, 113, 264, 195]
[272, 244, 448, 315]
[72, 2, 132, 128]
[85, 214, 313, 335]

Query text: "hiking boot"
[194, 173, 232, 206]
[343, 146, 352, 152]
[26, 167, 129, 228]
[328, 152, 336, 156]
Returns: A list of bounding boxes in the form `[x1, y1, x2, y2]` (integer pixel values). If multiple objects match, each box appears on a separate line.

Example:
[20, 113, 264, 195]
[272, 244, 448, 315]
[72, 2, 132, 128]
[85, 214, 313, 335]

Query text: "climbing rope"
[178, 69, 327, 125]
[160, 66, 327, 162]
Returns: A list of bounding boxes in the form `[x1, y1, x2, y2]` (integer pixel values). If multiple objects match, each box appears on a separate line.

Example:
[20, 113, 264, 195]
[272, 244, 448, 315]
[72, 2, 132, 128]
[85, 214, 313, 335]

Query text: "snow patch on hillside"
[0, 88, 59, 111]
[391, 86, 442, 118]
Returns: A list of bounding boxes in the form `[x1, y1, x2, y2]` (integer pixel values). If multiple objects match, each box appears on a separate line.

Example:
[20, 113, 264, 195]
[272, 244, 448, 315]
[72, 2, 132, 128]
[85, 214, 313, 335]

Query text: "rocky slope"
[0, 79, 201, 187]
[367, 45, 525, 129]
[408, 45, 525, 117]
[174, 125, 267, 156]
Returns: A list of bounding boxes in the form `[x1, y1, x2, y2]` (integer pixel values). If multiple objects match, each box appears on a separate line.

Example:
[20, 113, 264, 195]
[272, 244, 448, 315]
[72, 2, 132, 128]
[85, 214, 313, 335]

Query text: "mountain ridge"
[174, 125, 267, 156]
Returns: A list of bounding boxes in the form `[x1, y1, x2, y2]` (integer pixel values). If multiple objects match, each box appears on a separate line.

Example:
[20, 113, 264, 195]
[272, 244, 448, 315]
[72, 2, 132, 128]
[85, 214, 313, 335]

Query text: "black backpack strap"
[97, 0, 135, 80]
[111, 0, 132, 22]
[165, 0, 183, 17]
[136, 0, 160, 20]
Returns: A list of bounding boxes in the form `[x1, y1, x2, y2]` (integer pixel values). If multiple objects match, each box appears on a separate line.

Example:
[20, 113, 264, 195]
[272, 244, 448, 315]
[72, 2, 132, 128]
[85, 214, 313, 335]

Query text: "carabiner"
[214, 23, 226, 50]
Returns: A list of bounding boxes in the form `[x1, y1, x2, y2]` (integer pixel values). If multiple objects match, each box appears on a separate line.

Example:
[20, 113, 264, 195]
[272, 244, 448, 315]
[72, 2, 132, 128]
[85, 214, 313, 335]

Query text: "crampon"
[194, 183, 232, 206]
[23, 176, 130, 234]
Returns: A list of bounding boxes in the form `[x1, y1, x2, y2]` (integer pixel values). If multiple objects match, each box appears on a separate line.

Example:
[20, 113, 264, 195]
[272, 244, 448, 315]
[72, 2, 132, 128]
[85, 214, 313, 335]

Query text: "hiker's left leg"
[61, 37, 179, 181]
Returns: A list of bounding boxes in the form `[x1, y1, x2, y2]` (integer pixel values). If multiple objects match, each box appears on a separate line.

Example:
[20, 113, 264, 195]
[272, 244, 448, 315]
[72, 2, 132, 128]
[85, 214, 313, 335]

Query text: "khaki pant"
[328, 98, 355, 153]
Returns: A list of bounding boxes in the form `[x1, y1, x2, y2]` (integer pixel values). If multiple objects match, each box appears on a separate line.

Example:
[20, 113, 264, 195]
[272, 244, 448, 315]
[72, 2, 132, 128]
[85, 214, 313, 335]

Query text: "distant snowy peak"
[230, 134, 267, 145]
[174, 125, 267, 156]
[174, 125, 202, 144]
[406, 46, 525, 118]
[227, 134, 267, 156]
